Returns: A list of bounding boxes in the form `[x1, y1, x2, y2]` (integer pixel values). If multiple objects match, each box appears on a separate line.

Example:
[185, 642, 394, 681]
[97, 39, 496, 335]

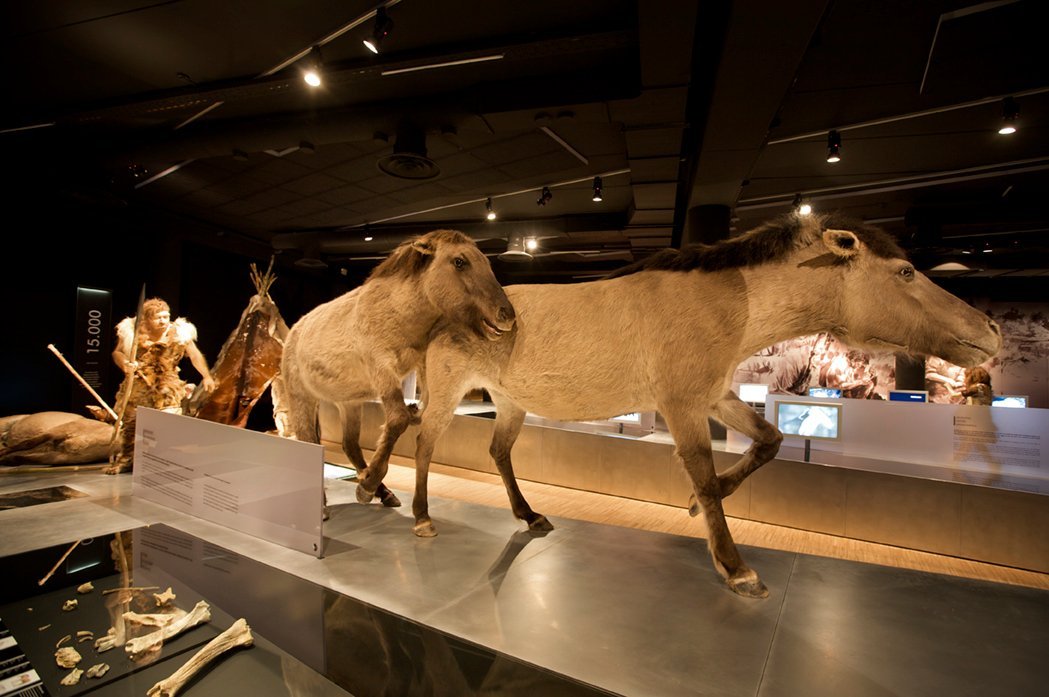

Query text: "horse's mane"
[607, 214, 906, 278]
[368, 229, 474, 280]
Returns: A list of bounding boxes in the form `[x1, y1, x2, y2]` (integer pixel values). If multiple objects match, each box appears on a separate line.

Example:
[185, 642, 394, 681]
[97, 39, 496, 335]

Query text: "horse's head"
[407, 230, 516, 340]
[812, 222, 1001, 367]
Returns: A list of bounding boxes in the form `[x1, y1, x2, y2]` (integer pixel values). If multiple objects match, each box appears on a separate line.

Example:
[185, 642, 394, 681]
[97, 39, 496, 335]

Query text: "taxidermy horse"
[281, 229, 516, 506]
[404, 214, 1001, 598]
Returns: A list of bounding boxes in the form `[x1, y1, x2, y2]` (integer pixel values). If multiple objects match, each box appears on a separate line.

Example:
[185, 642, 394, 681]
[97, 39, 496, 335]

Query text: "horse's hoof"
[356, 486, 376, 504]
[687, 494, 701, 517]
[727, 571, 768, 599]
[527, 514, 554, 532]
[413, 520, 438, 537]
[379, 489, 402, 507]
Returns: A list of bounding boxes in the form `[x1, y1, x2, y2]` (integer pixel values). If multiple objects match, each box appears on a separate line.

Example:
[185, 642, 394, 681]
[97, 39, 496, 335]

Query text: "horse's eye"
[899, 265, 915, 281]
[454, 257, 466, 269]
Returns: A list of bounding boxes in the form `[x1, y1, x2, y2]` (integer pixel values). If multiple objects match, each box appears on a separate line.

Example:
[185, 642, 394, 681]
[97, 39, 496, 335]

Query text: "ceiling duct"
[377, 123, 440, 179]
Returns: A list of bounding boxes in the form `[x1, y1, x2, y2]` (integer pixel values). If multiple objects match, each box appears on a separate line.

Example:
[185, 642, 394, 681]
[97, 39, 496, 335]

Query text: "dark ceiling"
[5, 0, 1048, 283]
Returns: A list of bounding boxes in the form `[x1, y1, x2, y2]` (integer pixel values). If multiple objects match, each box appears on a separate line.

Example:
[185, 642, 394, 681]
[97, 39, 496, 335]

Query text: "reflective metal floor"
[1, 468, 1048, 696]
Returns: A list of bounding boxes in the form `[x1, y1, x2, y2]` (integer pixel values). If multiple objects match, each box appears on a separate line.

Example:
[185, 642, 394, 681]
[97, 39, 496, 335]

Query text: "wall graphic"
[733, 300, 1049, 409]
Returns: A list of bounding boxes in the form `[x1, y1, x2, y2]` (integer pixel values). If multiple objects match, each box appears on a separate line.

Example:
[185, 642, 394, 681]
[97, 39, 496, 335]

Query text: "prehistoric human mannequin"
[107, 298, 215, 473]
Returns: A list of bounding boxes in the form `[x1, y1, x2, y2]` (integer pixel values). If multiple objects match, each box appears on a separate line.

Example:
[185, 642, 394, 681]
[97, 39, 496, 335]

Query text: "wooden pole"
[47, 344, 118, 421]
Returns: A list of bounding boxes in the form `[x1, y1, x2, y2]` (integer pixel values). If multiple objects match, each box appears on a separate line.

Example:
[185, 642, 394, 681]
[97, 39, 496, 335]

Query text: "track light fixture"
[525, 237, 538, 252]
[302, 46, 323, 87]
[592, 176, 603, 202]
[485, 197, 497, 221]
[792, 194, 812, 216]
[826, 130, 841, 163]
[998, 96, 1019, 135]
[364, 6, 393, 54]
[536, 186, 553, 206]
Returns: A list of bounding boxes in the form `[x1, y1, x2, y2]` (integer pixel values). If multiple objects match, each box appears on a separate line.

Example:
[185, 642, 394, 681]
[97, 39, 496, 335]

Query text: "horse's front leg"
[337, 401, 400, 507]
[356, 375, 414, 504]
[662, 406, 767, 598]
[711, 391, 783, 497]
[490, 393, 552, 532]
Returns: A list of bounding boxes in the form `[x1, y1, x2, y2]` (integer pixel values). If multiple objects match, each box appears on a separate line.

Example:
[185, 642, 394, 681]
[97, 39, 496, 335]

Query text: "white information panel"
[734, 396, 1049, 492]
[132, 408, 324, 556]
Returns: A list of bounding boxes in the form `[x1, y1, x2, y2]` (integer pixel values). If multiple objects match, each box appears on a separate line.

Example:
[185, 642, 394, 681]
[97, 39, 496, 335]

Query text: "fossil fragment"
[77, 631, 95, 643]
[62, 599, 78, 611]
[77, 581, 94, 594]
[38, 624, 51, 631]
[60, 668, 84, 686]
[153, 587, 176, 607]
[56, 634, 71, 648]
[55, 646, 81, 668]
[147, 618, 253, 697]
[95, 627, 118, 653]
[85, 663, 110, 678]
[125, 609, 186, 627]
[125, 601, 211, 658]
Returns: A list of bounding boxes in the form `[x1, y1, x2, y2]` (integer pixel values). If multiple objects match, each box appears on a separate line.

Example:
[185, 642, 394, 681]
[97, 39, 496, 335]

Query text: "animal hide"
[184, 262, 289, 427]
[0, 412, 112, 466]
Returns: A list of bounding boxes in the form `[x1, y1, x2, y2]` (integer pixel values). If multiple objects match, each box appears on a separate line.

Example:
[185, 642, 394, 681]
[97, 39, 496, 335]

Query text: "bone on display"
[60, 668, 84, 686]
[147, 618, 253, 697]
[55, 646, 81, 668]
[125, 601, 211, 658]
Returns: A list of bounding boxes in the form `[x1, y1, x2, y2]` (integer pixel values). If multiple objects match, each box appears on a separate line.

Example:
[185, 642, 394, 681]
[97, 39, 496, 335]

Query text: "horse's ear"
[412, 239, 435, 256]
[822, 228, 862, 259]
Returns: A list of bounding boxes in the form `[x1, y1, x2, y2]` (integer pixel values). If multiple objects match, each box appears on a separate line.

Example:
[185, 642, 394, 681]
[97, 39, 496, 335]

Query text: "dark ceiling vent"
[377, 123, 440, 179]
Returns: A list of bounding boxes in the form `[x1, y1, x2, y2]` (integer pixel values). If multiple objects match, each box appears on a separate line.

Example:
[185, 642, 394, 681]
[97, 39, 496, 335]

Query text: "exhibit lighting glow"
[364, 6, 393, 54]
[799, 203, 812, 215]
[485, 197, 497, 221]
[364, 236, 373, 241]
[826, 130, 841, 163]
[592, 176, 603, 202]
[525, 237, 538, 251]
[792, 193, 812, 216]
[302, 46, 323, 87]
[998, 96, 1019, 135]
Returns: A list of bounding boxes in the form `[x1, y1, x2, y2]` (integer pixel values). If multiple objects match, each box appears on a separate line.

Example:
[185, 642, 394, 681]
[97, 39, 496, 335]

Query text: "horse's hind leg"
[490, 394, 552, 532]
[662, 405, 767, 599]
[711, 391, 783, 497]
[410, 389, 461, 537]
[338, 401, 400, 507]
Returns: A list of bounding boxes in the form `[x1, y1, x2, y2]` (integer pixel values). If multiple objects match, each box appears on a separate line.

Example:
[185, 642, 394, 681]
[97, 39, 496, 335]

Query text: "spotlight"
[499, 233, 533, 262]
[536, 186, 553, 206]
[485, 197, 497, 221]
[364, 6, 393, 54]
[525, 237, 538, 252]
[592, 176, 603, 202]
[826, 130, 841, 163]
[998, 96, 1019, 135]
[792, 194, 812, 216]
[303, 46, 322, 87]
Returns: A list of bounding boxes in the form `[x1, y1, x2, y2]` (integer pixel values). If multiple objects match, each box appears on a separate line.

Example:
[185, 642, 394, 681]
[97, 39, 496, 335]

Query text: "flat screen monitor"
[775, 401, 842, 441]
[992, 395, 1028, 408]
[738, 383, 769, 404]
[808, 386, 843, 398]
[888, 390, 929, 403]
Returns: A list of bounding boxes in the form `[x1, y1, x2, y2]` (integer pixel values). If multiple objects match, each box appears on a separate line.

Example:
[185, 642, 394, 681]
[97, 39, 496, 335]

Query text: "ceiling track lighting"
[302, 46, 323, 87]
[998, 96, 1019, 135]
[592, 176, 603, 202]
[536, 186, 553, 206]
[364, 6, 393, 54]
[826, 130, 841, 163]
[485, 197, 497, 221]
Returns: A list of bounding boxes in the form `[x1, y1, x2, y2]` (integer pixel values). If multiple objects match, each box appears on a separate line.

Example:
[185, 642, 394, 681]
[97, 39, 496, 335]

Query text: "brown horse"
[281, 229, 515, 505]
[404, 214, 1001, 598]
